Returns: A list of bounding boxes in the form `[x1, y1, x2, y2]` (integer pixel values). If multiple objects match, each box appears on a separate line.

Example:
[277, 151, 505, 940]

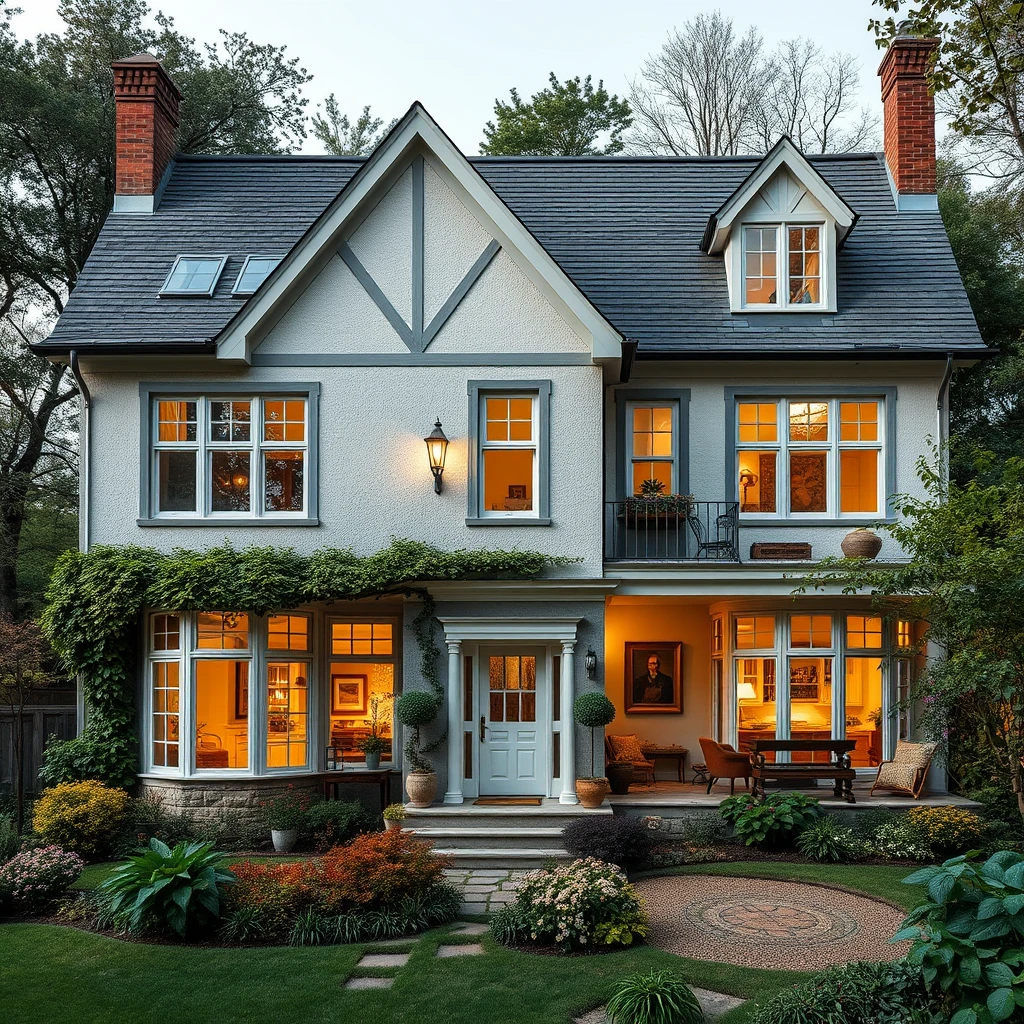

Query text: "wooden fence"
[0, 691, 77, 798]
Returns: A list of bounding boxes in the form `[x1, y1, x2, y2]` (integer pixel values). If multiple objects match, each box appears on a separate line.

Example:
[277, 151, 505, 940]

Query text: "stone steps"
[431, 847, 570, 869]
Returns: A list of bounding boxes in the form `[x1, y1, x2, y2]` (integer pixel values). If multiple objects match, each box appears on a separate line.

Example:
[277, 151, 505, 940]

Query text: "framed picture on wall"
[233, 663, 249, 721]
[625, 642, 682, 714]
[331, 674, 367, 715]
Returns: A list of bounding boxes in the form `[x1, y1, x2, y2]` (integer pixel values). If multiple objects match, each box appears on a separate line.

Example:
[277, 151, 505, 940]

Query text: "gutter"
[937, 351, 954, 494]
[68, 350, 91, 736]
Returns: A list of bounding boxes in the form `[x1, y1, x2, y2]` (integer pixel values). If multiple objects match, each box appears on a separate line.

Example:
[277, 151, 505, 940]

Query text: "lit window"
[629, 405, 675, 495]
[152, 613, 180, 652]
[480, 394, 536, 516]
[742, 225, 823, 309]
[266, 662, 308, 768]
[847, 615, 883, 649]
[197, 612, 249, 650]
[791, 614, 832, 648]
[897, 619, 912, 649]
[267, 615, 310, 651]
[735, 615, 775, 650]
[149, 394, 309, 518]
[195, 660, 248, 769]
[233, 256, 282, 296]
[160, 256, 227, 297]
[711, 617, 723, 654]
[735, 397, 884, 517]
[332, 621, 393, 656]
[151, 661, 179, 769]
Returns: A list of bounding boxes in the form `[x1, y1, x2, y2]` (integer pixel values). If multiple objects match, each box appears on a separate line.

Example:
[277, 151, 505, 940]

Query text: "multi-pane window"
[479, 393, 538, 516]
[150, 613, 181, 770]
[629, 405, 676, 495]
[197, 612, 249, 650]
[266, 661, 309, 769]
[735, 615, 775, 650]
[331, 621, 393, 656]
[742, 224, 823, 308]
[847, 615, 883, 649]
[268, 614, 310, 651]
[151, 395, 307, 518]
[160, 256, 226, 296]
[791, 614, 832, 648]
[736, 397, 884, 517]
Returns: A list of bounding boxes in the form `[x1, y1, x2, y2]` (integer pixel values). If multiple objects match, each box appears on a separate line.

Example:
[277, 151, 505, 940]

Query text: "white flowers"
[0, 845, 84, 911]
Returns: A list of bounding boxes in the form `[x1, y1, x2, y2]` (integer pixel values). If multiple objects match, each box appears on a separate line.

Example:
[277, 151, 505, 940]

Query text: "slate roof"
[40, 151, 985, 357]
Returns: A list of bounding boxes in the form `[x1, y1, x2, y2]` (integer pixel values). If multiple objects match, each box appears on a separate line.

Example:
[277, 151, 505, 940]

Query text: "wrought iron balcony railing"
[604, 499, 740, 562]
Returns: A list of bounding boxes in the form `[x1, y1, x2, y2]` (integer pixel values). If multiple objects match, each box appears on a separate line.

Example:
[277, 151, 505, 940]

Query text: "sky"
[15, 0, 891, 154]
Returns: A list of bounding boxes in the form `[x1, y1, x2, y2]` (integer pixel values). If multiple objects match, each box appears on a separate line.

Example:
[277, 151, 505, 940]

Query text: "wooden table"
[749, 739, 857, 802]
[641, 746, 688, 782]
[321, 769, 396, 812]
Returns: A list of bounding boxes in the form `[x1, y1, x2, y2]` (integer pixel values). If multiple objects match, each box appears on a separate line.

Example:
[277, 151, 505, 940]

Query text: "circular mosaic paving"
[685, 894, 859, 946]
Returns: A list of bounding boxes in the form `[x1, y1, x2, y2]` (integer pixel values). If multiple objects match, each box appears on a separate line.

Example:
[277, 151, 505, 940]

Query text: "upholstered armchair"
[605, 734, 656, 787]
[698, 737, 751, 795]
[870, 740, 938, 798]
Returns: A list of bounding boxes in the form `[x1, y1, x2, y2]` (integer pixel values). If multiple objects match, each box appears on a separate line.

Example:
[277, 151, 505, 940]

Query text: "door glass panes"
[631, 406, 674, 494]
[846, 615, 883, 649]
[331, 621, 392, 656]
[788, 226, 821, 304]
[197, 612, 249, 650]
[267, 615, 309, 651]
[488, 656, 537, 723]
[736, 657, 777, 746]
[845, 656, 883, 767]
[790, 615, 832, 648]
[194, 660, 248, 768]
[266, 662, 309, 768]
[209, 400, 251, 442]
[789, 656, 832, 763]
[157, 451, 197, 512]
[158, 401, 197, 441]
[735, 615, 774, 650]
[744, 226, 778, 304]
[738, 451, 776, 513]
[210, 451, 251, 512]
[151, 662, 179, 768]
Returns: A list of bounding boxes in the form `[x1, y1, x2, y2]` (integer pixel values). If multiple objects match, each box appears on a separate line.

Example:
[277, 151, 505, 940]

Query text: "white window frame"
[264, 613, 313, 774]
[159, 255, 228, 298]
[476, 390, 541, 520]
[150, 394, 309, 521]
[232, 255, 284, 297]
[734, 396, 886, 520]
[625, 400, 679, 496]
[739, 222, 827, 311]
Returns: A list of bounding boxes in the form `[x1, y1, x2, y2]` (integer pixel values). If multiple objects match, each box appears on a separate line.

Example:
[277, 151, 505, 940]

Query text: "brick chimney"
[878, 26, 939, 200]
[111, 53, 181, 212]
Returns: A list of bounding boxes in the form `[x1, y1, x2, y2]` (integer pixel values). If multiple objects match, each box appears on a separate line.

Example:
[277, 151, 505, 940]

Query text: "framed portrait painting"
[625, 642, 682, 714]
[331, 674, 367, 715]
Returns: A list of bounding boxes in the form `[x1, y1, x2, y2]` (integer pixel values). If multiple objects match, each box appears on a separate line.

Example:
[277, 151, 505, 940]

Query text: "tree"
[481, 73, 632, 156]
[870, 1, 1024, 188]
[629, 12, 876, 156]
[0, 615, 54, 831]
[0, 0, 312, 614]
[311, 96, 392, 156]
[803, 456, 1024, 823]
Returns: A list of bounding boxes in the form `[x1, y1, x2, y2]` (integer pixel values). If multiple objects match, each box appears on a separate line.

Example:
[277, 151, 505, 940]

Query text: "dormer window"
[742, 224, 823, 308]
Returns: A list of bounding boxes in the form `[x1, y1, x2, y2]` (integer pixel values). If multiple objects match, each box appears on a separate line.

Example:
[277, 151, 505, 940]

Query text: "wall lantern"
[424, 420, 449, 494]
[585, 648, 598, 680]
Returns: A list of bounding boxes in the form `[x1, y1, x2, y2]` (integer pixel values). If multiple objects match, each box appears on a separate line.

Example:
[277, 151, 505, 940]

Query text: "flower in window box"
[621, 479, 695, 524]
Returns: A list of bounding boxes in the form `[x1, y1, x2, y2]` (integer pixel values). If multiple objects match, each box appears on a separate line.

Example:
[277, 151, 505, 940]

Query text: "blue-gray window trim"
[614, 389, 691, 500]
[138, 381, 320, 526]
[232, 255, 284, 297]
[158, 255, 228, 298]
[724, 385, 898, 524]
[466, 379, 552, 526]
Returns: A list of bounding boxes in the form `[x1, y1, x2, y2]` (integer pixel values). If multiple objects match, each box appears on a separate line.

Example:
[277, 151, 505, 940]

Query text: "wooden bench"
[749, 739, 858, 803]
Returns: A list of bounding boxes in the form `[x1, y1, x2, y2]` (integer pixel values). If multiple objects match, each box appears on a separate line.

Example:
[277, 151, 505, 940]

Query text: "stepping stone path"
[357, 952, 410, 969]
[444, 867, 529, 916]
[344, 977, 394, 990]
[574, 984, 744, 1024]
[343, 925, 486, 991]
[436, 943, 485, 958]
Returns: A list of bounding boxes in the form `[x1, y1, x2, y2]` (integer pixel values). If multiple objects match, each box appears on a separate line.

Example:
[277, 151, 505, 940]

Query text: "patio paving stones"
[450, 922, 489, 935]
[446, 868, 527, 914]
[356, 952, 410, 969]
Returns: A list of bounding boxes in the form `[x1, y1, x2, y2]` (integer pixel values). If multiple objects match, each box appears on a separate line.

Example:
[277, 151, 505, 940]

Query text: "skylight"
[160, 256, 227, 297]
[232, 256, 283, 296]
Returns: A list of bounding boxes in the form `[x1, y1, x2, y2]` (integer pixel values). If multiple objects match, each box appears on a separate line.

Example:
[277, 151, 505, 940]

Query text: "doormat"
[474, 797, 543, 806]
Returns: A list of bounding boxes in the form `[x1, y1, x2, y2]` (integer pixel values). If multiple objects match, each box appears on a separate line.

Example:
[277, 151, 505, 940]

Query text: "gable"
[736, 168, 829, 222]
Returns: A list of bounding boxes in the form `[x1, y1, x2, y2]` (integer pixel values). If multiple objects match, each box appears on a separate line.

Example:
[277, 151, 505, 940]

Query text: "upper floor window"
[232, 256, 283, 296]
[468, 381, 551, 525]
[160, 256, 227, 297]
[148, 393, 309, 520]
[742, 225, 823, 309]
[735, 396, 885, 518]
[628, 404, 677, 495]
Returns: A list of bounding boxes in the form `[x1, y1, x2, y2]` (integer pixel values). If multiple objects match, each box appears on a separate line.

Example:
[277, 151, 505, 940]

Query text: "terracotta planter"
[271, 829, 298, 853]
[841, 528, 883, 559]
[606, 761, 634, 795]
[575, 777, 610, 809]
[405, 771, 437, 808]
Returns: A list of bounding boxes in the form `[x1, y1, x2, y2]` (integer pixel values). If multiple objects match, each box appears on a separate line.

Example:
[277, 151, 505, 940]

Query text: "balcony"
[604, 500, 740, 562]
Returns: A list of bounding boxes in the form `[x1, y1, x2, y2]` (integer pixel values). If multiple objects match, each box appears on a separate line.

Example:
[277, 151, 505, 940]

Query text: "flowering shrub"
[260, 785, 312, 831]
[719, 792, 822, 848]
[872, 817, 933, 861]
[32, 780, 130, 857]
[490, 858, 647, 952]
[904, 805, 989, 857]
[0, 846, 84, 912]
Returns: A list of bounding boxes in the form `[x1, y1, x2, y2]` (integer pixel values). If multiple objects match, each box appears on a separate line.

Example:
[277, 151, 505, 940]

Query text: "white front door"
[478, 647, 547, 796]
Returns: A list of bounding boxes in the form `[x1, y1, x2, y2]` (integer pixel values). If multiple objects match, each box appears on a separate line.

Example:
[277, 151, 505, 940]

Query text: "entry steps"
[403, 801, 611, 868]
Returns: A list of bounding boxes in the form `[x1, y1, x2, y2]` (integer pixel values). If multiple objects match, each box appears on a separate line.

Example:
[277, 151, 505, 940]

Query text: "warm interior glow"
[789, 450, 828, 512]
[194, 660, 248, 769]
[840, 450, 879, 513]
[788, 226, 821, 304]
[735, 615, 775, 650]
[845, 656, 884, 766]
[840, 402, 879, 441]
[329, 661, 394, 762]
[151, 662, 179, 768]
[266, 661, 308, 768]
[736, 681, 758, 701]
[744, 226, 777, 304]
[268, 614, 309, 651]
[789, 401, 829, 442]
[738, 403, 777, 443]
[736, 657, 777, 741]
[738, 451, 776, 512]
[790, 614, 832, 648]
[483, 449, 534, 512]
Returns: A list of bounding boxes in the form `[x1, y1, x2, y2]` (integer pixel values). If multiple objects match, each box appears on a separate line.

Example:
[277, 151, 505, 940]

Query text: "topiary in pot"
[574, 692, 616, 808]
[395, 691, 440, 806]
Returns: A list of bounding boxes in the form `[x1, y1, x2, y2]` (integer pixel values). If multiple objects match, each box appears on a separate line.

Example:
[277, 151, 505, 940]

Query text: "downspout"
[68, 350, 91, 735]
[937, 352, 953, 496]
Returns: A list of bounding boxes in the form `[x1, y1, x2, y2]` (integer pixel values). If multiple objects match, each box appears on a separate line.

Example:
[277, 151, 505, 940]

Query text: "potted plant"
[621, 479, 695, 525]
[395, 690, 440, 807]
[573, 692, 617, 808]
[606, 760, 635, 795]
[261, 785, 310, 853]
[383, 803, 407, 831]
[359, 691, 393, 770]
[358, 734, 386, 771]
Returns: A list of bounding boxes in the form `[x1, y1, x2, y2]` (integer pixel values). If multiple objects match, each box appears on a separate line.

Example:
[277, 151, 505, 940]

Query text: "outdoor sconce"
[585, 648, 598, 680]
[424, 419, 449, 494]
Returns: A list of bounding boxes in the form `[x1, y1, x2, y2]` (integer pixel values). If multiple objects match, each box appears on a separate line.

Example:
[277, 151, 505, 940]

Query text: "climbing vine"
[41, 539, 568, 786]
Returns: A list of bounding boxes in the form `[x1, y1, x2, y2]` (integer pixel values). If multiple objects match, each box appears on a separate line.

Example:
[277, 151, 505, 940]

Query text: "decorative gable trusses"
[216, 103, 623, 363]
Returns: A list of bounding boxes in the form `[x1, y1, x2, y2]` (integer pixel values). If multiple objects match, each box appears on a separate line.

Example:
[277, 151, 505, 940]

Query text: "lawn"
[10, 860, 922, 1024]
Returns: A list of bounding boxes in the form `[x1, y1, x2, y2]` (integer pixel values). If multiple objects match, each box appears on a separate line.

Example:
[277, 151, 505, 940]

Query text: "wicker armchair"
[869, 740, 938, 799]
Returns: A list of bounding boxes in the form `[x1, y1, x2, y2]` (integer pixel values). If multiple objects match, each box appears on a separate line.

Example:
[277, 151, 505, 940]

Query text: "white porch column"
[559, 640, 578, 804]
[443, 640, 464, 804]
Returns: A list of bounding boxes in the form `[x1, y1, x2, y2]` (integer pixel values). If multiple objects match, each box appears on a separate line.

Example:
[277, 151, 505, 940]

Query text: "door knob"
[479, 715, 487, 742]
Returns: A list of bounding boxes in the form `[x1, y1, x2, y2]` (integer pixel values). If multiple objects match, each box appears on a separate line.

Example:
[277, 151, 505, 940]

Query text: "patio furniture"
[691, 762, 711, 785]
[323, 750, 396, 811]
[606, 734, 656, 787]
[641, 744, 688, 782]
[749, 739, 858, 803]
[698, 737, 751, 795]
[869, 740, 938, 799]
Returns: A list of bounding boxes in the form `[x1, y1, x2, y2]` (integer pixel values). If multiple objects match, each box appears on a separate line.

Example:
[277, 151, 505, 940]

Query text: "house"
[34, 31, 983, 830]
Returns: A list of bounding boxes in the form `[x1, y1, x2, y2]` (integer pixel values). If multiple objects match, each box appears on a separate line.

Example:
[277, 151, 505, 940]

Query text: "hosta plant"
[719, 792, 822, 848]
[606, 970, 705, 1024]
[796, 816, 865, 863]
[99, 838, 235, 938]
[893, 850, 1024, 1024]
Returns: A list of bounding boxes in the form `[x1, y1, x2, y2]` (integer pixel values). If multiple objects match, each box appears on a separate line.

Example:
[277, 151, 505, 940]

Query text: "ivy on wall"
[40, 539, 567, 787]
